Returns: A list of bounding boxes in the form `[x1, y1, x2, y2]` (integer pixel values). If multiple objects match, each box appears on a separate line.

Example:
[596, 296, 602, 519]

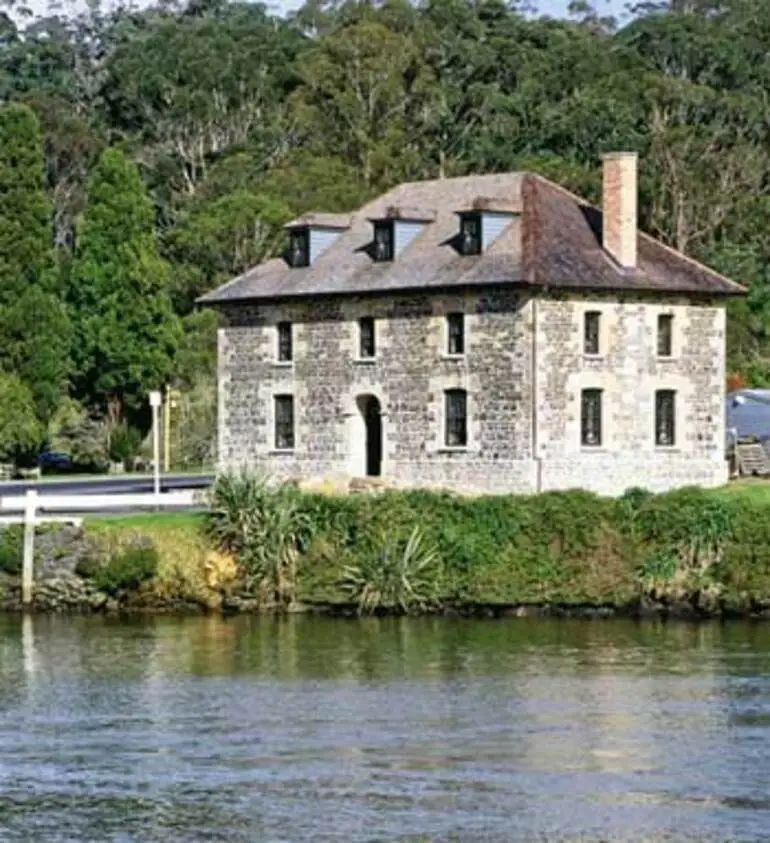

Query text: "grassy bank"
[64, 476, 770, 618]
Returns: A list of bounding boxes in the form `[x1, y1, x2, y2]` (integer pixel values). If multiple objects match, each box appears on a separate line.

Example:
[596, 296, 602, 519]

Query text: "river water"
[1, 615, 770, 842]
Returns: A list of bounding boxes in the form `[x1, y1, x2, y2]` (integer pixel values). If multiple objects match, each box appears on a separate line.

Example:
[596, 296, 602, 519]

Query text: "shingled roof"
[199, 171, 745, 305]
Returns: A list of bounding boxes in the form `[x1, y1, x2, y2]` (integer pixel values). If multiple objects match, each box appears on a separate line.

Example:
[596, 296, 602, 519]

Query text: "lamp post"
[149, 390, 162, 497]
[163, 386, 180, 472]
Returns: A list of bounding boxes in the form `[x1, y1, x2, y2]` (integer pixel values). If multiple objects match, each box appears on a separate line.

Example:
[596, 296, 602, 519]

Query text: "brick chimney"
[602, 151, 637, 269]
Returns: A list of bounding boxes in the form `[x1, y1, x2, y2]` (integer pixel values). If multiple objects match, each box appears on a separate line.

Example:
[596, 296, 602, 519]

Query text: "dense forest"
[0, 0, 767, 468]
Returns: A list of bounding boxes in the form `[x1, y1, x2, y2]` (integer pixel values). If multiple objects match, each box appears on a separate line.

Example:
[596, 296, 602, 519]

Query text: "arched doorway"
[356, 394, 382, 477]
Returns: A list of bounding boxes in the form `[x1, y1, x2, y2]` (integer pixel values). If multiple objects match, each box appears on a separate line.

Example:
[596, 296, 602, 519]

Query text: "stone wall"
[217, 290, 535, 493]
[217, 290, 728, 496]
[533, 295, 727, 494]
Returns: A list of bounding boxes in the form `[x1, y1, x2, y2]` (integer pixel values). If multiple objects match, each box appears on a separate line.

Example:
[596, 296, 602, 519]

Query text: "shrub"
[205, 468, 313, 607]
[48, 399, 110, 473]
[197, 480, 770, 613]
[204, 468, 274, 556]
[0, 374, 43, 464]
[93, 543, 159, 595]
[0, 526, 22, 575]
[172, 375, 217, 470]
[341, 526, 442, 615]
[74, 554, 101, 579]
[109, 422, 142, 470]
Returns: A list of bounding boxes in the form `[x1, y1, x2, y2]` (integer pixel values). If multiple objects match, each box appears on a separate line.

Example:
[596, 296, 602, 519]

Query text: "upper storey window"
[460, 214, 482, 256]
[455, 202, 518, 255]
[584, 311, 601, 356]
[657, 314, 674, 358]
[288, 228, 309, 268]
[373, 222, 394, 262]
[284, 213, 351, 268]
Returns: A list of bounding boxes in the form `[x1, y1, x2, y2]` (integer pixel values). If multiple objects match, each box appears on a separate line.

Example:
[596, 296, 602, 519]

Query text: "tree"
[47, 397, 109, 472]
[68, 147, 181, 422]
[292, 16, 434, 187]
[166, 187, 292, 311]
[0, 373, 43, 464]
[2, 0, 770, 394]
[0, 103, 70, 420]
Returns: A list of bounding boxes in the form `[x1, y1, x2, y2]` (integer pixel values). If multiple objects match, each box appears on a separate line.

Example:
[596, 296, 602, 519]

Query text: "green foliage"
[4, 0, 770, 426]
[0, 373, 43, 463]
[67, 147, 181, 420]
[0, 103, 70, 420]
[195, 479, 770, 614]
[47, 397, 109, 472]
[618, 486, 735, 599]
[0, 103, 54, 304]
[167, 190, 292, 312]
[74, 553, 101, 579]
[0, 526, 22, 575]
[108, 422, 142, 469]
[92, 542, 159, 595]
[205, 469, 313, 607]
[637, 549, 678, 591]
[341, 526, 442, 615]
[171, 374, 217, 470]
[217, 477, 632, 609]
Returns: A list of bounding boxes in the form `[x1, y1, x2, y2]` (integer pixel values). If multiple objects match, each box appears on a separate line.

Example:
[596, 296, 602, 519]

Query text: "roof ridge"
[521, 174, 539, 285]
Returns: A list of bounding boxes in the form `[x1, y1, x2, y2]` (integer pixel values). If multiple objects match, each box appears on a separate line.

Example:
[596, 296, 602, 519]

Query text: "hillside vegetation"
[0, 0, 767, 463]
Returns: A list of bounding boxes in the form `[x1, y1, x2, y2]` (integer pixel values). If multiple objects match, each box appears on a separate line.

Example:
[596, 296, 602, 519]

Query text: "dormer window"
[289, 228, 309, 268]
[284, 213, 351, 268]
[460, 214, 482, 256]
[373, 222, 394, 262]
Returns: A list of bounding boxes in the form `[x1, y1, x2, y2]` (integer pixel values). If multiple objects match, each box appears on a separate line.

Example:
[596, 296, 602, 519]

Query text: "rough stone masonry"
[205, 151, 740, 496]
[216, 289, 727, 496]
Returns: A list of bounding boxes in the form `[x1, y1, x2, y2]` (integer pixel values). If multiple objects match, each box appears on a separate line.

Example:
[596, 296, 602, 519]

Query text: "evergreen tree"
[68, 147, 181, 421]
[0, 103, 70, 421]
[0, 373, 43, 463]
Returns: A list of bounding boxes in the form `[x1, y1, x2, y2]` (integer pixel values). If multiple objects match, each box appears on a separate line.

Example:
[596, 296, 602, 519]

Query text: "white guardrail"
[0, 489, 198, 605]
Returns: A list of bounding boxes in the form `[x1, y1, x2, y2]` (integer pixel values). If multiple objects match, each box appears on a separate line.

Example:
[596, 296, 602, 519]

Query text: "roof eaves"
[284, 212, 352, 230]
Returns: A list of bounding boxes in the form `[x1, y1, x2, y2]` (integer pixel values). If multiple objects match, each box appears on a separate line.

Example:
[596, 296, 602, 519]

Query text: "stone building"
[200, 152, 745, 496]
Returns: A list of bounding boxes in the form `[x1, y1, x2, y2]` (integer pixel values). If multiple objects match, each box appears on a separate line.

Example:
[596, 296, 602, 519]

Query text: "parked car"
[37, 450, 75, 473]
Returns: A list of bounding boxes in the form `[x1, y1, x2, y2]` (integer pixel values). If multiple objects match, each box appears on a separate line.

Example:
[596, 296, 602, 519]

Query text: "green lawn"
[85, 511, 206, 532]
[80, 479, 770, 534]
[713, 478, 770, 504]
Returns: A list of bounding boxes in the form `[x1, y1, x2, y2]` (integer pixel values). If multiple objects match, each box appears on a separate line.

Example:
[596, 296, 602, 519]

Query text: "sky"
[25, 0, 634, 22]
[268, 0, 632, 21]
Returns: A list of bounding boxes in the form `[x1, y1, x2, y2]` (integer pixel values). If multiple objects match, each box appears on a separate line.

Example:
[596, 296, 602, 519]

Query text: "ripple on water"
[2, 615, 770, 842]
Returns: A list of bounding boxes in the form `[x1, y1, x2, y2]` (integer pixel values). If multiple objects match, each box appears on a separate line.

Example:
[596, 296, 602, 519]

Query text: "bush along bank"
[0, 515, 218, 614]
[201, 473, 770, 619]
[3, 471, 770, 618]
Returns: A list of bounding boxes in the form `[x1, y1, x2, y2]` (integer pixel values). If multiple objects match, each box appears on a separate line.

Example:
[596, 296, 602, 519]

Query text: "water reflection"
[1, 615, 770, 841]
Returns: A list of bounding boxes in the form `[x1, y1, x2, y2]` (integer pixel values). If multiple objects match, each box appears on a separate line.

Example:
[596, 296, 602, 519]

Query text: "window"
[657, 314, 673, 357]
[373, 222, 393, 262]
[581, 389, 602, 447]
[358, 317, 376, 358]
[445, 389, 468, 447]
[274, 395, 295, 450]
[655, 389, 676, 446]
[288, 229, 309, 268]
[277, 321, 293, 362]
[584, 311, 601, 356]
[447, 313, 465, 356]
[460, 214, 481, 255]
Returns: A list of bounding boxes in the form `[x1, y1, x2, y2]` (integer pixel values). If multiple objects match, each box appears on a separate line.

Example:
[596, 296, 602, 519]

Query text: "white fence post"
[0, 488, 197, 608]
[21, 490, 37, 606]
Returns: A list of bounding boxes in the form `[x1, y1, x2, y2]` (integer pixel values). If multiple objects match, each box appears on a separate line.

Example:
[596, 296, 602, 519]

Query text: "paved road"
[0, 474, 214, 517]
[0, 473, 213, 498]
